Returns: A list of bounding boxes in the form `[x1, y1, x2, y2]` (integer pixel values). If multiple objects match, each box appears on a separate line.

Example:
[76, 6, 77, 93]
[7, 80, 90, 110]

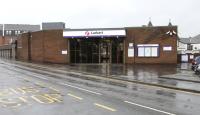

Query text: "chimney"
[147, 17, 153, 27]
[168, 19, 173, 26]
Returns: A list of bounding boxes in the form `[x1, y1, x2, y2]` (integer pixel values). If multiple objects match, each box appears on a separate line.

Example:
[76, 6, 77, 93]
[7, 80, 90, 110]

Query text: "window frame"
[137, 44, 159, 57]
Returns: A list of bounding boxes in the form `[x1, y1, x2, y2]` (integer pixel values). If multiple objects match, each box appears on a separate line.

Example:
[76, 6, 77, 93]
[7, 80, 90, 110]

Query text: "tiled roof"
[179, 35, 200, 44]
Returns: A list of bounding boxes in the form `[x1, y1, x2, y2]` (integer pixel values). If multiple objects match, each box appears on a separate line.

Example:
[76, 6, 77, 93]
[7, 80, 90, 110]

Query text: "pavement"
[0, 59, 200, 115]
[7, 60, 200, 93]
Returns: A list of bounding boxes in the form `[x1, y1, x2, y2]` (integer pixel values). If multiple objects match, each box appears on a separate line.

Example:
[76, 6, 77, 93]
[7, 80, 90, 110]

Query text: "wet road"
[0, 60, 200, 115]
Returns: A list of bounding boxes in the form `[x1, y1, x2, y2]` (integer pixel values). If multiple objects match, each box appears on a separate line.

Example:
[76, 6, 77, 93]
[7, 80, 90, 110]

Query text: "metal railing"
[0, 44, 16, 59]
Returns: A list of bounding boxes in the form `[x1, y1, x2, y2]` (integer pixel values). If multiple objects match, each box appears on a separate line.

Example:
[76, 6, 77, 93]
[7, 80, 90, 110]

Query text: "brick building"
[0, 24, 40, 45]
[16, 22, 177, 64]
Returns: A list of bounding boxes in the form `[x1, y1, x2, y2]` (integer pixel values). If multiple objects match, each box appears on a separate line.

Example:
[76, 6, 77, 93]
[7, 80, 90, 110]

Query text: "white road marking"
[49, 87, 60, 92]
[67, 93, 83, 100]
[94, 103, 116, 112]
[60, 83, 102, 95]
[34, 76, 48, 80]
[124, 101, 176, 115]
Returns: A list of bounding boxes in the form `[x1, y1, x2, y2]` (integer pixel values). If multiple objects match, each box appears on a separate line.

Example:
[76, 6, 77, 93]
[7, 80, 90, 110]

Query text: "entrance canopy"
[63, 28, 126, 38]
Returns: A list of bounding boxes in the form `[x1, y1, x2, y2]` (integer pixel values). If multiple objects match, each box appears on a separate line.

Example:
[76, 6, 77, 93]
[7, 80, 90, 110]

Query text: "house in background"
[178, 34, 200, 63]
[42, 22, 65, 30]
[0, 24, 40, 45]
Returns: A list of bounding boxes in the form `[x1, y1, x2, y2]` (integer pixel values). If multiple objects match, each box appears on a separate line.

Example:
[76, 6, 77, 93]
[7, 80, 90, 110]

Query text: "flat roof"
[64, 26, 177, 31]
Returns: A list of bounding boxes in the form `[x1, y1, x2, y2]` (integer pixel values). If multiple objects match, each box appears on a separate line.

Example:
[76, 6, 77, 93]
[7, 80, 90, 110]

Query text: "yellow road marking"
[35, 82, 47, 87]
[94, 103, 116, 112]
[19, 97, 28, 103]
[9, 88, 19, 94]
[67, 93, 83, 100]
[23, 78, 31, 81]
[43, 94, 62, 102]
[17, 88, 26, 94]
[31, 95, 45, 104]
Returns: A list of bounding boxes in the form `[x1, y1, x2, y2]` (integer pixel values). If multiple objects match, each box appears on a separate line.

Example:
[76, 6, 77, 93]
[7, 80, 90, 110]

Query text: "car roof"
[195, 56, 200, 60]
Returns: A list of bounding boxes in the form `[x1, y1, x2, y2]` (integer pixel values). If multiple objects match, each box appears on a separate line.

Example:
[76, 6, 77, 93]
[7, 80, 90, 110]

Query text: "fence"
[0, 44, 16, 59]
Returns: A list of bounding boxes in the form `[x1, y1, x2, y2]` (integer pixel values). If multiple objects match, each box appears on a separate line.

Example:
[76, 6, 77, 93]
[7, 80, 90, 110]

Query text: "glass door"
[100, 39, 111, 63]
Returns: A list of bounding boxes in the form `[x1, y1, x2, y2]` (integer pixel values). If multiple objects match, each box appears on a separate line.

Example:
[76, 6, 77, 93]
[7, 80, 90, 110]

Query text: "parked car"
[194, 64, 200, 74]
[191, 56, 200, 73]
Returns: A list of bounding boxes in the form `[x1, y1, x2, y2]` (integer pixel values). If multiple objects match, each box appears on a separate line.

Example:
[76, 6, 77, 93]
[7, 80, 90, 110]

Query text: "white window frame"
[137, 44, 159, 57]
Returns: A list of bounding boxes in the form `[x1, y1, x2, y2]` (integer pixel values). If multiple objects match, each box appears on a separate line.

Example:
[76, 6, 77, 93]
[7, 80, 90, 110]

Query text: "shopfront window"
[137, 44, 159, 57]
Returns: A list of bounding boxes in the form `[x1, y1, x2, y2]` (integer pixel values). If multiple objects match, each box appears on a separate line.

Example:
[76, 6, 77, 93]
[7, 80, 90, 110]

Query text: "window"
[128, 48, 134, 57]
[8, 31, 11, 35]
[187, 44, 193, 50]
[15, 30, 21, 35]
[128, 43, 134, 57]
[137, 44, 159, 57]
[15, 31, 18, 35]
[152, 47, 158, 56]
[6, 31, 9, 35]
[138, 47, 144, 56]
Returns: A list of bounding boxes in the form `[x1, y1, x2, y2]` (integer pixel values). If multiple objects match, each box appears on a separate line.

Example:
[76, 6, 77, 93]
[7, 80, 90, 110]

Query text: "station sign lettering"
[85, 31, 104, 36]
[63, 29, 126, 38]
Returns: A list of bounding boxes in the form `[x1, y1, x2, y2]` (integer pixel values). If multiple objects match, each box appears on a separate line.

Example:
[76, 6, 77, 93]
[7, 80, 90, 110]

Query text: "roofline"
[125, 25, 177, 29]
[64, 26, 177, 31]
[178, 40, 198, 44]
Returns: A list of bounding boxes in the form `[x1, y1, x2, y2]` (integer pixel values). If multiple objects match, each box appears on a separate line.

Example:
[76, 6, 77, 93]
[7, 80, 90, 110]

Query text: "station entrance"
[69, 38, 124, 64]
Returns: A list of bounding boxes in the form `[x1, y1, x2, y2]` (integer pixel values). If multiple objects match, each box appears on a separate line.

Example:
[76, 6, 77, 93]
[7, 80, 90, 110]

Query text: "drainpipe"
[133, 34, 136, 64]
[28, 32, 32, 61]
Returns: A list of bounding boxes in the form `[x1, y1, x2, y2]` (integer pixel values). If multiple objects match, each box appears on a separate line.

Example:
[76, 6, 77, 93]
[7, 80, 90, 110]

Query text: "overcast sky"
[1, 0, 199, 37]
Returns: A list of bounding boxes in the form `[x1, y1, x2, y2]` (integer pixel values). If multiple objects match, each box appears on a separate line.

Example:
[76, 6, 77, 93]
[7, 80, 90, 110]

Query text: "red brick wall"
[0, 37, 4, 45]
[17, 30, 69, 64]
[43, 30, 69, 63]
[17, 27, 177, 64]
[0, 36, 13, 45]
[16, 33, 29, 61]
[31, 31, 44, 62]
[125, 26, 177, 64]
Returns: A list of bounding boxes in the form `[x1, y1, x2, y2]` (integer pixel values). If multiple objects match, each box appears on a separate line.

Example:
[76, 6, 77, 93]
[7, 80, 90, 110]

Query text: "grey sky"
[1, 0, 199, 37]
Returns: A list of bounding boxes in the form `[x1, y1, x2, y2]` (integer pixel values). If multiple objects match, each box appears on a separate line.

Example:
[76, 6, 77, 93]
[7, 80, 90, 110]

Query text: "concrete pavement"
[3, 59, 200, 93]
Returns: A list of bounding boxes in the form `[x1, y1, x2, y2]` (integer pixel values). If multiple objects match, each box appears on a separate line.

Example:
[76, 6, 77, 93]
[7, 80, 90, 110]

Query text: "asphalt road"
[0, 60, 200, 115]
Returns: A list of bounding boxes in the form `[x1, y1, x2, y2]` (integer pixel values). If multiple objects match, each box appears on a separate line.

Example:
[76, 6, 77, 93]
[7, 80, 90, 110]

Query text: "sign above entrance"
[63, 29, 126, 38]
